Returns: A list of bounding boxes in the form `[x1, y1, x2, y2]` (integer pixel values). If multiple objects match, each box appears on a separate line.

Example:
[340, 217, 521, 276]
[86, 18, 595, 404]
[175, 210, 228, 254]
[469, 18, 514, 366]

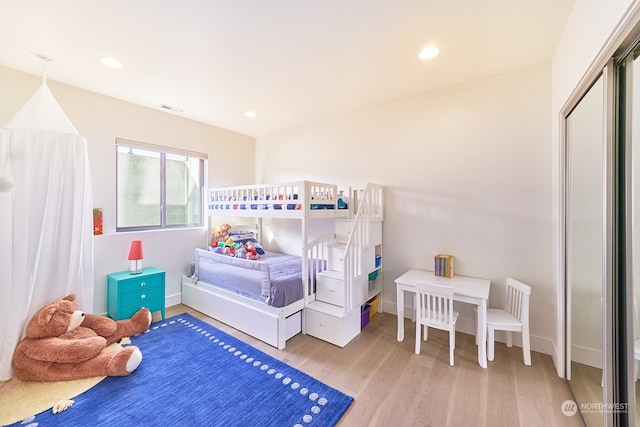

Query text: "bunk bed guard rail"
[208, 181, 340, 217]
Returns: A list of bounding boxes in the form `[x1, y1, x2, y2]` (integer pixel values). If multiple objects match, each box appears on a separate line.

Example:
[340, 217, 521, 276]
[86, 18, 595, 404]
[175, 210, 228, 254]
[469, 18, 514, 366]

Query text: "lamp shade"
[128, 240, 143, 260]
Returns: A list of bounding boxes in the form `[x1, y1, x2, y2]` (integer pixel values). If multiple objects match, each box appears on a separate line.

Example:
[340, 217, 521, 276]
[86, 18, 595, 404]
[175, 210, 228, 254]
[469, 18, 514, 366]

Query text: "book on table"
[434, 254, 454, 278]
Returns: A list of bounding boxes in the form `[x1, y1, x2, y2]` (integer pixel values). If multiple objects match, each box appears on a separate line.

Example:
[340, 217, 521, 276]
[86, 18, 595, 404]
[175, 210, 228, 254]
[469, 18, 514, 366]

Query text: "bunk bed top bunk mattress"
[194, 248, 304, 308]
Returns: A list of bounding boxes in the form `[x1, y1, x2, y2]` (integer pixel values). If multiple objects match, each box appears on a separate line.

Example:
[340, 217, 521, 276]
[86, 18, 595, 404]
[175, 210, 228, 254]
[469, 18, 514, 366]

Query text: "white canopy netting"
[0, 77, 94, 381]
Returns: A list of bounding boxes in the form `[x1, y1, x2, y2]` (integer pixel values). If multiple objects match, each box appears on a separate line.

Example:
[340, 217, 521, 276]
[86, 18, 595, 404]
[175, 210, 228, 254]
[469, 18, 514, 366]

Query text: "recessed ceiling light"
[244, 111, 257, 118]
[419, 46, 440, 61]
[100, 56, 124, 69]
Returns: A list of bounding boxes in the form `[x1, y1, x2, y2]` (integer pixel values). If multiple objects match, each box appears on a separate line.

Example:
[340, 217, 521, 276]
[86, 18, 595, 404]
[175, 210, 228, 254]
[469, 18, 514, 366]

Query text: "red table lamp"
[128, 240, 144, 274]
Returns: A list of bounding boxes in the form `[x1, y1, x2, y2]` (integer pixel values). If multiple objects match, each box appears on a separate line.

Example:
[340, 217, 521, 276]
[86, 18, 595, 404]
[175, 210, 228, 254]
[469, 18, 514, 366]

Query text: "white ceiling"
[0, 1, 575, 137]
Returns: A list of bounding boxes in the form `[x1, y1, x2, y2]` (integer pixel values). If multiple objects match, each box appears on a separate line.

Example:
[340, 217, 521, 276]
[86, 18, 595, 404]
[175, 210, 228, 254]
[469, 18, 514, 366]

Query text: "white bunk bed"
[181, 181, 341, 349]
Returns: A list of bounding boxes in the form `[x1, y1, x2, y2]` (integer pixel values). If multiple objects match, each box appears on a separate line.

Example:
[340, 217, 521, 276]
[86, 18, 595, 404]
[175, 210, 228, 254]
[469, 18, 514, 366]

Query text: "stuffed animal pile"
[210, 223, 261, 260]
[211, 223, 232, 244]
[12, 294, 152, 381]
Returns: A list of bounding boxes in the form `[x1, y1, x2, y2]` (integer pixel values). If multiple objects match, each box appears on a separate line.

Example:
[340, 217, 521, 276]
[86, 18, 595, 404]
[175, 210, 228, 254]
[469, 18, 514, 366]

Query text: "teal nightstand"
[107, 267, 165, 320]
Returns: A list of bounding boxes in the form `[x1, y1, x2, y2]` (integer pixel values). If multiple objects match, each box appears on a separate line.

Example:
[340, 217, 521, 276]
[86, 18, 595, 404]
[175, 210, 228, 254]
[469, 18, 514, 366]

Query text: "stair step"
[317, 270, 344, 279]
[306, 300, 347, 317]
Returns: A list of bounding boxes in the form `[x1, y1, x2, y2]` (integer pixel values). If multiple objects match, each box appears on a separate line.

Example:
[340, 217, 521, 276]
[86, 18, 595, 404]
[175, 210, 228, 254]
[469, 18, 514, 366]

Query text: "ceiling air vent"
[160, 105, 184, 113]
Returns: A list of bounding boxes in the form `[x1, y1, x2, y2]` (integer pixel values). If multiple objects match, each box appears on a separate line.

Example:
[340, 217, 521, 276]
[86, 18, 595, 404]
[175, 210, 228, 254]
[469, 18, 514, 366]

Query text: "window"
[116, 138, 206, 231]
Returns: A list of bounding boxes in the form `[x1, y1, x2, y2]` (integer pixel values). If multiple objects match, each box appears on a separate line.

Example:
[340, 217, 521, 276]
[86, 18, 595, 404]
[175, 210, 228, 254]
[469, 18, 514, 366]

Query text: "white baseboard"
[570, 343, 602, 369]
[166, 292, 182, 309]
[551, 342, 564, 378]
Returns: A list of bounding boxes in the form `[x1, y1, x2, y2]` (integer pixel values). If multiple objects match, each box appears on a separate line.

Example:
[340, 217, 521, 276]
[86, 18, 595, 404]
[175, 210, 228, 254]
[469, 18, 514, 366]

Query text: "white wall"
[0, 65, 255, 313]
[257, 64, 555, 353]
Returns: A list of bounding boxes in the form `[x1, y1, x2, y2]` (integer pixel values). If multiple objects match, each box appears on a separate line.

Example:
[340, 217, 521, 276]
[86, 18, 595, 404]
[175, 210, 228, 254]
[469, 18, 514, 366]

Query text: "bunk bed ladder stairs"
[304, 183, 383, 347]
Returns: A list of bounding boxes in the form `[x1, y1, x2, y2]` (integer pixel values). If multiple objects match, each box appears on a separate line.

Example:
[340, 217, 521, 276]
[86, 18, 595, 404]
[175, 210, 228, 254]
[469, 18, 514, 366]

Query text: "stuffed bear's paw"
[108, 346, 142, 376]
[130, 308, 152, 333]
[131, 308, 153, 332]
[125, 347, 143, 373]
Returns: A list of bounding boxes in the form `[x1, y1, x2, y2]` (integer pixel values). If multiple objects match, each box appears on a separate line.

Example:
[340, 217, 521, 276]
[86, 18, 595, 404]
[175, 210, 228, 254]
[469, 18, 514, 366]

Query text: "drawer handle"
[140, 282, 146, 287]
[140, 294, 146, 300]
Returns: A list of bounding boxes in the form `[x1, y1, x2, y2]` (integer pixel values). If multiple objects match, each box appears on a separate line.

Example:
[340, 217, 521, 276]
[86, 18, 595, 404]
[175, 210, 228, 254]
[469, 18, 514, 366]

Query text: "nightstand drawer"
[121, 286, 163, 306]
[118, 275, 163, 293]
[119, 300, 163, 320]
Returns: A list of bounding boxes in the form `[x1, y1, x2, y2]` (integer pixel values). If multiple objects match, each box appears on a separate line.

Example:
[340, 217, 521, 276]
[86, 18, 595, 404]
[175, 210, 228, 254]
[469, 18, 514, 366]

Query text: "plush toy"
[12, 294, 152, 381]
[235, 244, 247, 259]
[211, 223, 232, 247]
[245, 240, 261, 260]
[217, 223, 232, 240]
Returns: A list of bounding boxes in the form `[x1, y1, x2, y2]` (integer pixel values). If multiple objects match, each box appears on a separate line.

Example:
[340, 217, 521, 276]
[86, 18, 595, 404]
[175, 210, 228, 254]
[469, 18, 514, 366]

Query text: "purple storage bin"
[361, 305, 371, 330]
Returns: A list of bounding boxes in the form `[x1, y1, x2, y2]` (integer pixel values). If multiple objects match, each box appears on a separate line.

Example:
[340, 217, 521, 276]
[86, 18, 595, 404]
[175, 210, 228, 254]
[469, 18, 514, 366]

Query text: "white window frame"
[115, 138, 207, 232]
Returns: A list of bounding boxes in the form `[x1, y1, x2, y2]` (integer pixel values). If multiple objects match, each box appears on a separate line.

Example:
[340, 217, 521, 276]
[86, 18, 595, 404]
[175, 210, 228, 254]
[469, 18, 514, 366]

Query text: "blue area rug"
[14, 313, 353, 426]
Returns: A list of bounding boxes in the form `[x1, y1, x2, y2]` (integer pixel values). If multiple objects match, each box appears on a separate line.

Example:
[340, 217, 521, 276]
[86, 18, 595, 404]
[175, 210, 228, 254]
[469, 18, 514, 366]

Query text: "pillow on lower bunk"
[230, 233, 265, 255]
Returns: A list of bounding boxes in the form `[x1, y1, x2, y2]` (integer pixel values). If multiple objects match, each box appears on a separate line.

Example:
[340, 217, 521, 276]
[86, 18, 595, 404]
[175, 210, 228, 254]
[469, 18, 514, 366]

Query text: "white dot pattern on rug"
[20, 415, 36, 426]
[177, 318, 332, 426]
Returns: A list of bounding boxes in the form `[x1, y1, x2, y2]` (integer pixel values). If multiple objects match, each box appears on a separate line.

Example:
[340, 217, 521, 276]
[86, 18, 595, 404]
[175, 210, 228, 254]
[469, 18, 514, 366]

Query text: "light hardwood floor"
[166, 304, 585, 427]
[569, 362, 604, 427]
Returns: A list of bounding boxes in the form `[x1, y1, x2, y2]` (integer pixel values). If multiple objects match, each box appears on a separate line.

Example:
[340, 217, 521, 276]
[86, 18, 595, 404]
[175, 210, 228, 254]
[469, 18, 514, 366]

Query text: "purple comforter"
[194, 248, 303, 308]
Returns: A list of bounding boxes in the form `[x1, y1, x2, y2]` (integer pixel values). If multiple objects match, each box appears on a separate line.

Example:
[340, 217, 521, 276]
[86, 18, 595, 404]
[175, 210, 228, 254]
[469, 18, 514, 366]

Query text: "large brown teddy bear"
[12, 294, 152, 381]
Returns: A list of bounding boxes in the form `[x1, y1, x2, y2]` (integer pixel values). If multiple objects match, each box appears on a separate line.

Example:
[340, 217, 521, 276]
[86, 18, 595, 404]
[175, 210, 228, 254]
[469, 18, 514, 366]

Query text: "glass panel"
[117, 146, 161, 228]
[630, 49, 640, 422]
[165, 154, 202, 226]
[566, 75, 604, 426]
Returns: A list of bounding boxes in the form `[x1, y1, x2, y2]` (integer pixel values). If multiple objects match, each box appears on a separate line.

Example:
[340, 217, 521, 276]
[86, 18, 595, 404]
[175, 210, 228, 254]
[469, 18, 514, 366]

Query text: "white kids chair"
[486, 277, 532, 366]
[415, 282, 459, 366]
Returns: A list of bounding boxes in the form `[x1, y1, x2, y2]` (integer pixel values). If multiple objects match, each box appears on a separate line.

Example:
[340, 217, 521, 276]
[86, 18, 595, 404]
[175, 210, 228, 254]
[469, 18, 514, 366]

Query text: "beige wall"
[0, 65, 255, 313]
[257, 64, 555, 353]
